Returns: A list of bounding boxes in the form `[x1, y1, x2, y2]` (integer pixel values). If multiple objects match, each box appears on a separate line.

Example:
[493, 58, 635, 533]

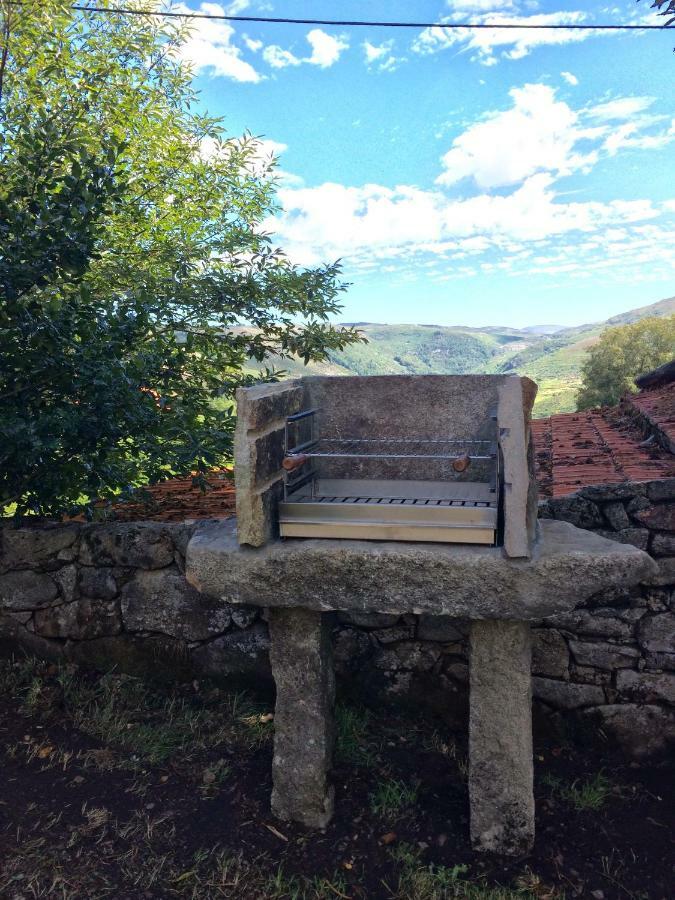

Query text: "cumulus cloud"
[412, 10, 596, 65]
[264, 82, 675, 281]
[561, 71, 578, 86]
[172, 2, 262, 82]
[362, 39, 402, 72]
[262, 29, 349, 71]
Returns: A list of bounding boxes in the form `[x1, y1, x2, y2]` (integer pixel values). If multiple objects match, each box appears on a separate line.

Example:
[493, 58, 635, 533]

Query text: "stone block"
[497, 377, 537, 558]
[602, 502, 631, 531]
[581, 704, 675, 759]
[231, 606, 258, 629]
[34, 598, 121, 640]
[645, 651, 675, 671]
[269, 608, 335, 829]
[80, 523, 174, 569]
[121, 570, 231, 641]
[580, 483, 644, 503]
[53, 565, 77, 602]
[469, 620, 534, 855]
[550, 495, 604, 530]
[645, 557, 675, 587]
[652, 533, 675, 557]
[333, 627, 373, 673]
[0, 570, 58, 610]
[532, 676, 604, 709]
[531, 629, 569, 679]
[337, 611, 400, 629]
[79, 567, 118, 600]
[417, 615, 465, 642]
[596, 528, 649, 550]
[236, 478, 284, 549]
[633, 504, 675, 532]
[569, 640, 640, 671]
[191, 624, 271, 679]
[235, 380, 303, 433]
[616, 669, 675, 705]
[373, 641, 440, 672]
[547, 608, 634, 641]
[638, 613, 675, 654]
[0, 524, 79, 570]
[646, 479, 675, 502]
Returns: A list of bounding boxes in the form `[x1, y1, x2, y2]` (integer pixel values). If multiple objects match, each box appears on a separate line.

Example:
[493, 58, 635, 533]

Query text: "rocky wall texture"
[1, 476, 673, 758]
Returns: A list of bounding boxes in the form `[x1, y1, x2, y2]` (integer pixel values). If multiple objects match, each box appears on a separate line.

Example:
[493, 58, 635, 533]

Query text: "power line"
[10, 3, 672, 31]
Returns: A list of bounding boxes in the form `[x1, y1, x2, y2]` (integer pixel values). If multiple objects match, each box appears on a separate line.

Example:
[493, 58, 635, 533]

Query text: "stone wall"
[1, 476, 673, 757]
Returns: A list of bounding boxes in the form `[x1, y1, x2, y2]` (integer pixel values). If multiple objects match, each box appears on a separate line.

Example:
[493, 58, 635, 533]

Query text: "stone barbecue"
[187, 375, 656, 855]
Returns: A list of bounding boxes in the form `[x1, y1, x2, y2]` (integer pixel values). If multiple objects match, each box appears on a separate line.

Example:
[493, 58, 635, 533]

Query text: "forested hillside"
[260, 296, 675, 417]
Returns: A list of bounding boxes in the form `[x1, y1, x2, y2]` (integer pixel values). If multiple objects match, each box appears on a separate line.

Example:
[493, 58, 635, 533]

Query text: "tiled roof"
[532, 385, 675, 499]
[108, 469, 236, 522]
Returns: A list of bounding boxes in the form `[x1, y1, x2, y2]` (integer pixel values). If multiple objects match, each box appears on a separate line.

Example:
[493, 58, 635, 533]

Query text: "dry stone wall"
[1, 476, 673, 758]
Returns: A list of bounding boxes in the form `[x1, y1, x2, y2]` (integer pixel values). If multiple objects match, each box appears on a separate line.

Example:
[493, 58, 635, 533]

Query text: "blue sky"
[175, 0, 675, 328]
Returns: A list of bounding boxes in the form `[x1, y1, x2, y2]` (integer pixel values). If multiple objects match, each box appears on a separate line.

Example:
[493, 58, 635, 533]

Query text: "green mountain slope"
[256, 296, 675, 418]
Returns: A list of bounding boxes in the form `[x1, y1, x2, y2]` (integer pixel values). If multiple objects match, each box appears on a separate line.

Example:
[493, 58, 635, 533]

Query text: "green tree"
[0, 0, 362, 518]
[576, 315, 675, 410]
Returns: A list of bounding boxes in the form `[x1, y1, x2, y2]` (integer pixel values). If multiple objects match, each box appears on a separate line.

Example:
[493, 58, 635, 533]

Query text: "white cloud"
[263, 45, 301, 68]
[305, 29, 349, 68]
[362, 39, 403, 73]
[262, 29, 349, 72]
[587, 97, 655, 121]
[412, 11, 597, 65]
[172, 2, 262, 82]
[437, 84, 601, 189]
[244, 36, 263, 52]
[561, 71, 578, 86]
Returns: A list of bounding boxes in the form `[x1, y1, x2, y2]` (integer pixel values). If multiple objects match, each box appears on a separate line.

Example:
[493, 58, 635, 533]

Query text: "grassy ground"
[0, 657, 672, 899]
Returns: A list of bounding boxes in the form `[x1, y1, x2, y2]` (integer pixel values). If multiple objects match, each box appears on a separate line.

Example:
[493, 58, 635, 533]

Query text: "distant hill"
[258, 296, 675, 418]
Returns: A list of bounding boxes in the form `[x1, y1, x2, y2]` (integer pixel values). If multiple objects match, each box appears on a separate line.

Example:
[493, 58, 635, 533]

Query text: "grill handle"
[282, 454, 309, 472]
[452, 453, 471, 473]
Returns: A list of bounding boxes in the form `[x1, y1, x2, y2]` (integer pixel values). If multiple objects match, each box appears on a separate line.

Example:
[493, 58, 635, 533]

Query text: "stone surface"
[532, 676, 605, 709]
[568, 640, 640, 671]
[34, 599, 121, 640]
[337, 611, 400, 629]
[616, 669, 675, 705]
[545, 608, 634, 641]
[79, 567, 118, 600]
[53, 565, 77, 602]
[0, 570, 58, 610]
[417, 615, 465, 643]
[633, 503, 675, 532]
[580, 483, 643, 503]
[268, 608, 335, 829]
[646, 478, 675, 502]
[646, 557, 675, 587]
[651, 533, 675, 557]
[469, 620, 534, 855]
[596, 528, 649, 551]
[550, 496, 603, 530]
[531, 629, 569, 679]
[603, 502, 630, 531]
[581, 704, 675, 759]
[234, 381, 302, 548]
[80, 524, 174, 569]
[230, 606, 258, 629]
[191, 624, 270, 679]
[497, 376, 537, 558]
[187, 520, 656, 621]
[373, 641, 440, 672]
[121, 570, 231, 641]
[0, 524, 79, 570]
[638, 613, 675, 654]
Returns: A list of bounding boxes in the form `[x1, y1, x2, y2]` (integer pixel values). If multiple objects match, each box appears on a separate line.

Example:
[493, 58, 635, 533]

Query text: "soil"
[0, 662, 672, 899]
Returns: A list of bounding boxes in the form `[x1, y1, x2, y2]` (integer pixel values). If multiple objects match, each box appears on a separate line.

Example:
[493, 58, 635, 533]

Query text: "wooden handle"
[452, 453, 471, 473]
[282, 454, 308, 472]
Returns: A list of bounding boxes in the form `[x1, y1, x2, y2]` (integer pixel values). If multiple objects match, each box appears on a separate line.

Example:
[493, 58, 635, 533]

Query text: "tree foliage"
[0, 0, 363, 518]
[576, 315, 675, 410]
[640, 0, 675, 25]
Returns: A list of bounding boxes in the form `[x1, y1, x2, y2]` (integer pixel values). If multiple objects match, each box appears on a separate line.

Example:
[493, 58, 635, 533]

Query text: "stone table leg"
[268, 607, 335, 829]
[469, 619, 534, 855]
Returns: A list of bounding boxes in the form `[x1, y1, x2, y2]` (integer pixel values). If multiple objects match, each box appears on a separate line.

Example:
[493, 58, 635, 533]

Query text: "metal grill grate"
[290, 438, 494, 461]
[299, 495, 496, 508]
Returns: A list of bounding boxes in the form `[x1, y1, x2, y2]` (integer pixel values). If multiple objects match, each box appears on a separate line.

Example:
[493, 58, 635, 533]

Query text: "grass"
[542, 772, 613, 811]
[370, 778, 419, 818]
[335, 703, 378, 767]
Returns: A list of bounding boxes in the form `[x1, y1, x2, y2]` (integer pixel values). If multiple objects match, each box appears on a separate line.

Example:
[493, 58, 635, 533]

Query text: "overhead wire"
[5, 2, 673, 30]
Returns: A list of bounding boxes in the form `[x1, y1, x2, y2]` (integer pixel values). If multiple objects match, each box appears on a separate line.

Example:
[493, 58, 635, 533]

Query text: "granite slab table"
[187, 519, 655, 855]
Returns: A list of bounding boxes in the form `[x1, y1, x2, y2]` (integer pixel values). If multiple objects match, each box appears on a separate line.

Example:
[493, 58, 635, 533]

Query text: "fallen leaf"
[259, 713, 274, 723]
[380, 831, 397, 845]
[38, 745, 55, 759]
[202, 769, 216, 785]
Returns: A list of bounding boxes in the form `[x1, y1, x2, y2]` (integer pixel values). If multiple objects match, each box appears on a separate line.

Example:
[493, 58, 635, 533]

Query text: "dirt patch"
[0, 658, 672, 899]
